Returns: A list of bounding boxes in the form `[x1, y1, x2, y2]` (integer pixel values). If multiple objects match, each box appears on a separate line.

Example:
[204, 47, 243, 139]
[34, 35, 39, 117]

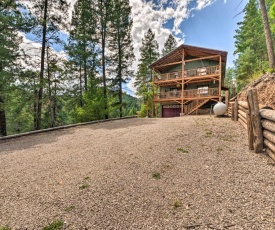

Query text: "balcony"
[153, 65, 220, 86]
[153, 88, 219, 101]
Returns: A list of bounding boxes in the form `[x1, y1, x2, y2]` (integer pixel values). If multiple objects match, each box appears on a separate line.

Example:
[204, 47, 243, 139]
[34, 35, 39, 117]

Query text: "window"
[197, 86, 208, 95]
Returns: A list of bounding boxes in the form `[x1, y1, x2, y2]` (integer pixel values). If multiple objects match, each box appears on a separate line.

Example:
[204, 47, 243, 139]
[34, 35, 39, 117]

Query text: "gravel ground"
[0, 116, 275, 230]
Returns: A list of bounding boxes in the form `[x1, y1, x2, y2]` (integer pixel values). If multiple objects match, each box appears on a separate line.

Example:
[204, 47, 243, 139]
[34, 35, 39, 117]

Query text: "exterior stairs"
[185, 99, 209, 115]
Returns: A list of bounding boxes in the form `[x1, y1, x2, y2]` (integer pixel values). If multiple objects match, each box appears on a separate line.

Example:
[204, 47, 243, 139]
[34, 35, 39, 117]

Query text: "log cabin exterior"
[150, 44, 228, 117]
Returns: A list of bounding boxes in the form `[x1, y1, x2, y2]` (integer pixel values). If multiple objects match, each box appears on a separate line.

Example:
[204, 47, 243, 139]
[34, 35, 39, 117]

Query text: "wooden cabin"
[150, 44, 228, 117]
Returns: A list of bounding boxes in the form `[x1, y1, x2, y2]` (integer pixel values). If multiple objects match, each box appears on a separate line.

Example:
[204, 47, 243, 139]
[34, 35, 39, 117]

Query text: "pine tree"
[108, 0, 135, 118]
[0, 1, 24, 136]
[28, 0, 70, 130]
[234, 0, 267, 68]
[234, 0, 268, 89]
[259, 0, 275, 68]
[162, 34, 178, 56]
[67, 0, 98, 108]
[135, 29, 159, 96]
[234, 47, 257, 91]
[134, 29, 159, 117]
[97, 0, 112, 119]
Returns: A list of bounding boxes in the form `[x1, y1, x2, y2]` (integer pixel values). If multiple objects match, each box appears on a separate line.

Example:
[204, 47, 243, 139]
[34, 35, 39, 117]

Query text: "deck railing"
[153, 65, 219, 82]
[154, 91, 182, 100]
[184, 65, 219, 77]
[154, 70, 182, 82]
[184, 88, 219, 98]
[154, 88, 219, 100]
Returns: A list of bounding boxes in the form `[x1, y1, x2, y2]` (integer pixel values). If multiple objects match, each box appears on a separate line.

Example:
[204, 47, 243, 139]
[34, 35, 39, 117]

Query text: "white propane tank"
[213, 102, 227, 116]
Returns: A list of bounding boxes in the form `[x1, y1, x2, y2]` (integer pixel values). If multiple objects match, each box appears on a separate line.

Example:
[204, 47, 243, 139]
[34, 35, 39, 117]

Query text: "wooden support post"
[218, 55, 222, 102]
[234, 99, 238, 121]
[247, 88, 263, 153]
[196, 100, 198, 115]
[246, 110, 254, 150]
[225, 90, 229, 109]
[231, 102, 235, 121]
[152, 85, 154, 118]
[181, 49, 185, 114]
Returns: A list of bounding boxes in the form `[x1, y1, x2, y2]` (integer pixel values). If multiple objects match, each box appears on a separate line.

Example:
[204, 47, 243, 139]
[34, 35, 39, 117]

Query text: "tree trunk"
[47, 47, 54, 127]
[99, 0, 109, 120]
[83, 43, 88, 92]
[118, 30, 123, 118]
[79, 64, 83, 107]
[33, 74, 37, 130]
[0, 95, 7, 136]
[36, 0, 48, 130]
[259, 0, 275, 68]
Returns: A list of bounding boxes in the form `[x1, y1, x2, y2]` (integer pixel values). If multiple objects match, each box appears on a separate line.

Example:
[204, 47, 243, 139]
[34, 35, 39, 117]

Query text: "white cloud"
[196, 0, 216, 10]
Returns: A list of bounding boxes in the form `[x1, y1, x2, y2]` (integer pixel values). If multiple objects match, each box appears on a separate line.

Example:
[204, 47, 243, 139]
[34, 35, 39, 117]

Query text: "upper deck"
[153, 65, 220, 86]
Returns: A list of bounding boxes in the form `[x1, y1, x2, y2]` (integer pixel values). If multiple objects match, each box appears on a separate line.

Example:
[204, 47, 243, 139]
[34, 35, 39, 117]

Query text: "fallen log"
[263, 130, 275, 145]
[262, 119, 275, 134]
[260, 109, 275, 122]
[266, 147, 275, 162]
[264, 139, 275, 153]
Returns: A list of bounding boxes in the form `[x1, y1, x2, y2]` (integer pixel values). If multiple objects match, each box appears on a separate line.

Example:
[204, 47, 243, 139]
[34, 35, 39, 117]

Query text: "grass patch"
[204, 130, 213, 138]
[216, 147, 223, 153]
[220, 136, 234, 142]
[65, 205, 75, 212]
[173, 200, 181, 208]
[83, 176, 90, 180]
[0, 226, 11, 230]
[177, 148, 189, 154]
[152, 172, 161, 180]
[43, 220, 64, 230]
[79, 184, 90, 190]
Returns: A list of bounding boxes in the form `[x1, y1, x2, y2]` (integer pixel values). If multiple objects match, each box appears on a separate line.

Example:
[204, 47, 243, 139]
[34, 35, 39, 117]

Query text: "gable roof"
[150, 44, 227, 72]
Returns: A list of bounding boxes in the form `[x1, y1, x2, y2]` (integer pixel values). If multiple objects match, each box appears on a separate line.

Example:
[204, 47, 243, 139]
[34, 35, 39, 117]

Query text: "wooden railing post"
[246, 110, 254, 150]
[231, 102, 235, 121]
[247, 88, 263, 153]
[234, 99, 238, 121]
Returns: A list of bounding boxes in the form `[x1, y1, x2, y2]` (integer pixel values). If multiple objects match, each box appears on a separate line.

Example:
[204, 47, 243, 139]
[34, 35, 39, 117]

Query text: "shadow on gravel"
[84, 118, 158, 130]
[0, 129, 75, 155]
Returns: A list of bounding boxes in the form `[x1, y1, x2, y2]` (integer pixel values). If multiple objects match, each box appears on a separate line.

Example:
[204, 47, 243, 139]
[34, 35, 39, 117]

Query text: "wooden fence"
[228, 88, 275, 162]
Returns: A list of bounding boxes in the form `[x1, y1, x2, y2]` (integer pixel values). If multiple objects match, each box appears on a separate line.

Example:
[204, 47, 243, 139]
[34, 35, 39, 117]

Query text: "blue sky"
[164, 0, 248, 67]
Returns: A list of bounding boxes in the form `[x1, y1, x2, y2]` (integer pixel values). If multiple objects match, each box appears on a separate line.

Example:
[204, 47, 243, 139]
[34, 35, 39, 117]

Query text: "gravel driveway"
[0, 116, 275, 229]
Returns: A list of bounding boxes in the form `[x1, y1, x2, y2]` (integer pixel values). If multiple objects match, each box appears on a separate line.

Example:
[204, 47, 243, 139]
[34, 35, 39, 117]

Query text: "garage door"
[162, 105, 181, 118]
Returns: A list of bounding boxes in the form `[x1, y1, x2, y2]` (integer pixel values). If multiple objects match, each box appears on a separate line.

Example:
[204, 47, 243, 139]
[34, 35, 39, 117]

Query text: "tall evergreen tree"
[234, 0, 268, 89]
[108, 0, 135, 118]
[28, 0, 70, 130]
[97, 0, 111, 119]
[67, 0, 98, 108]
[259, 0, 275, 68]
[134, 29, 159, 117]
[162, 34, 178, 56]
[0, 1, 24, 136]
[135, 29, 159, 96]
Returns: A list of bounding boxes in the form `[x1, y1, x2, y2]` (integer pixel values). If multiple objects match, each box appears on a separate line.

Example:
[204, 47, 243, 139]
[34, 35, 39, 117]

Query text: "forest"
[0, 0, 275, 137]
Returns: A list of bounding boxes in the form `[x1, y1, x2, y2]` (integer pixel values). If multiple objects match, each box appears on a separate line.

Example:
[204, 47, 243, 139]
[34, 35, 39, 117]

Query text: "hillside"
[238, 73, 275, 109]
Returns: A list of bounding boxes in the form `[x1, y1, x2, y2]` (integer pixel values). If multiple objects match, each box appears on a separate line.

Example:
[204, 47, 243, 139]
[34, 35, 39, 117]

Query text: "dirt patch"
[238, 73, 275, 109]
[0, 117, 275, 229]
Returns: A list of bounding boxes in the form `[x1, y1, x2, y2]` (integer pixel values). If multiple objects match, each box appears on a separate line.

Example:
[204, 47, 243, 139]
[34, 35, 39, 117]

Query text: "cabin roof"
[150, 44, 227, 73]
